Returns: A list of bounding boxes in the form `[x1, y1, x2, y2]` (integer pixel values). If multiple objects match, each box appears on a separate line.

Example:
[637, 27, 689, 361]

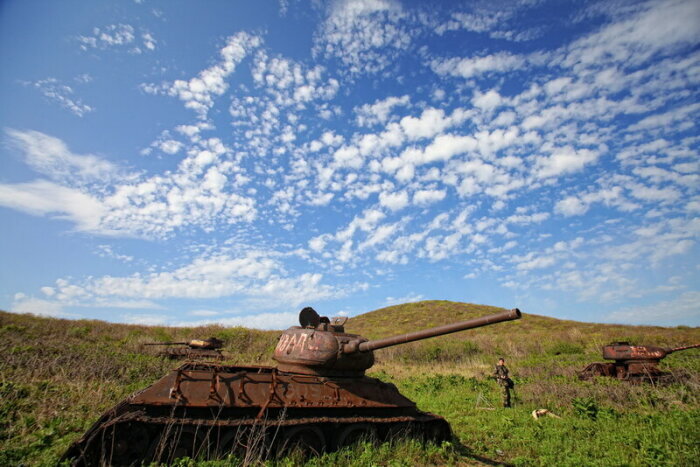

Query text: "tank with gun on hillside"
[143, 337, 225, 361]
[579, 342, 700, 383]
[62, 305, 522, 465]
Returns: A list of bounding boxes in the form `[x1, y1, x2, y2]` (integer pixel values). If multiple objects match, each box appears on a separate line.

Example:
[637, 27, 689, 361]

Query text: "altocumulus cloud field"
[0, 0, 698, 328]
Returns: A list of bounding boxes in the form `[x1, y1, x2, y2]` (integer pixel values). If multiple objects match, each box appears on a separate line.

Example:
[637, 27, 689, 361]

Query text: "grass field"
[1, 301, 699, 466]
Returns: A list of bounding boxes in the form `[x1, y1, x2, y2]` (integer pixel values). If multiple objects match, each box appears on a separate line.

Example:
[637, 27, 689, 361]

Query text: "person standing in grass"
[494, 357, 514, 408]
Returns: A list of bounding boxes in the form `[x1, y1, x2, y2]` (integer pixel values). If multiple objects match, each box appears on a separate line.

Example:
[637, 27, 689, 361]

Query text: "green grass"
[1, 301, 699, 466]
[390, 372, 700, 466]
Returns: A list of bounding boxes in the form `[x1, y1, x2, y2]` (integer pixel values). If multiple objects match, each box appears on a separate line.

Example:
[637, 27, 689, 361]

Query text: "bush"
[392, 340, 481, 363]
[67, 325, 91, 338]
[572, 397, 599, 420]
[547, 342, 584, 355]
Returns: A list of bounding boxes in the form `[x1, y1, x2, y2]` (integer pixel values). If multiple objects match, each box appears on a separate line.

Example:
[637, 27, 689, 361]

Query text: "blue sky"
[1, 0, 698, 328]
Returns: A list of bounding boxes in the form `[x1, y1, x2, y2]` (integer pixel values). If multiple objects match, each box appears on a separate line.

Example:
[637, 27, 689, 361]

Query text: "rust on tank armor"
[579, 342, 700, 383]
[143, 337, 225, 361]
[62, 306, 522, 465]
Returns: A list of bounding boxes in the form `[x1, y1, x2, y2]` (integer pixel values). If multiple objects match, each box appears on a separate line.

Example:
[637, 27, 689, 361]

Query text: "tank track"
[578, 362, 689, 384]
[63, 405, 451, 465]
[158, 347, 224, 360]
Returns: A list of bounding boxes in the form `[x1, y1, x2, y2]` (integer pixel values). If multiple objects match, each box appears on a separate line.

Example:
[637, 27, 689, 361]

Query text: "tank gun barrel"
[143, 338, 223, 350]
[344, 308, 521, 354]
[143, 342, 188, 346]
[667, 343, 700, 354]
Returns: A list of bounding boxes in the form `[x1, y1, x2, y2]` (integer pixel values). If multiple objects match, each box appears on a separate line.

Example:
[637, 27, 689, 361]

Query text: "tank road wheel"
[579, 363, 615, 380]
[214, 427, 250, 460]
[422, 419, 452, 443]
[386, 421, 419, 441]
[335, 423, 378, 449]
[148, 425, 209, 463]
[276, 425, 326, 458]
[100, 422, 152, 465]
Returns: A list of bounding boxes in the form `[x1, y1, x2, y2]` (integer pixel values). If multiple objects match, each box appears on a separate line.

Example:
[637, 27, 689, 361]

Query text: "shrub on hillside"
[388, 339, 482, 363]
[547, 341, 584, 355]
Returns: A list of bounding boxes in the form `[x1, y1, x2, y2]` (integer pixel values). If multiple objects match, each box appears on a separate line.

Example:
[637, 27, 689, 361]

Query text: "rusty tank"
[143, 337, 225, 361]
[62, 306, 521, 465]
[579, 342, 700, 383]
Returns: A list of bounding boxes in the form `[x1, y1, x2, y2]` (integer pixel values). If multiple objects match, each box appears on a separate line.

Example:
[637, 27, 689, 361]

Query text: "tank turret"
[602, 342, 700, 361]
[274, 306, 522, 376]
[580, 341, 700, 382]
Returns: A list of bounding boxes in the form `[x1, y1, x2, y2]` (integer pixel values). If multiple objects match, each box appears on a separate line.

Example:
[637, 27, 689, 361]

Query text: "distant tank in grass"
[62, 306, 521, 465]
[143, 337, 225, 360]
[579, 342, 700, 383]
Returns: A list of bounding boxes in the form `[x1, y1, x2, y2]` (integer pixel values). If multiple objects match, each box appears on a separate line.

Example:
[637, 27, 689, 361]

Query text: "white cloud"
[309, 236, 327, 252]
[506, 212, 549, 225]
[145, 32, 261, 118]
[355, 95, 410, 127]
[244, 272, 354, 308]
[94, 299, 163, 309]
[472, 89, 502, 111]
[401, 108, 454, 141]
[628, 184, 681, 203]
[360, 221, 400, 250]
[544, 77, 573, 96]
[413, 188, 446, 205]
[6, 129, 118, 185]
[278, 0, 290, 16]
[190, 309, 220, 317]
[379, 190, 409, 211]
[158, 139, 183, 155]
[251, 52, 339, 108]
[0, 180, 106, 232]
[77, 24, 157, 53]
[314, 0, 413, 75]
[333, 145, 363, 168]
[554, 185, 640, 218]
[77, 24, 135, 49]
[142, 32, 157, 50]
[11, 297, 67, 317]
[95, 244, 134, 263]
[336, 209, 386, 242]
[435, 10, 502, 35]
[534, 147, 600, 179]
[606, 291, 700, 325]
[22, 78, 93, 117]
[83, 252, 279, 299]
[435, 5, 543, 42]
[403, 134, 477, 166]
[564, 0, 700, 70]
[121, 313, 169, 325]
[513, 254, 556, 271]
[431, 51, 525, 79]
[180, 311, 299, 330]
[626, 103, 700, 133]
[555, 196, 589, 217]
[43, 249, 357, 314]
[384, 293, 424, 306]
[3, 130, 259, 238]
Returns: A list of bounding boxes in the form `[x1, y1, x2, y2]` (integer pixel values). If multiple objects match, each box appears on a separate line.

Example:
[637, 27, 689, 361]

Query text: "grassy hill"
[1, 301, 699, 466]
[348, 300, 696, 343]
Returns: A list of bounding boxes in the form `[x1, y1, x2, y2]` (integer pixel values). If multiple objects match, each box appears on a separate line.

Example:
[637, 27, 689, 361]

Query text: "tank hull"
[157, 347, 224, 360]
[579, 342, 698, 384]
[578, 361, 681, 383]
[62, 362, 451, 465]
